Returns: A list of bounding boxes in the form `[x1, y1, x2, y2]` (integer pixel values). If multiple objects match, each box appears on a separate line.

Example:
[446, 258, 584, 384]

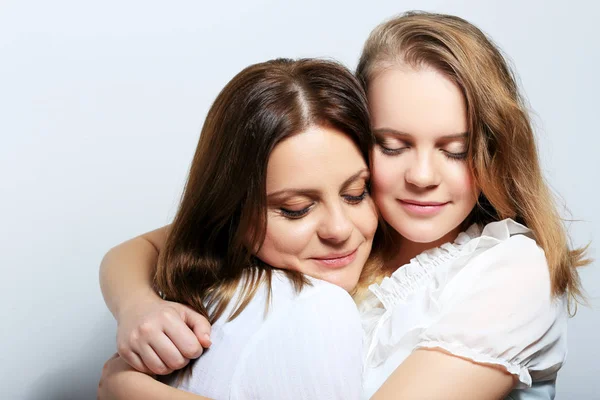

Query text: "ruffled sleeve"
[415, 228, 568, 388]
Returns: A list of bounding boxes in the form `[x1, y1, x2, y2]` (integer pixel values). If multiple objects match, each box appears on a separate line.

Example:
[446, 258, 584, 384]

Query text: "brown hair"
[154, 58, 375, 328]
[356, 11, 589, 304]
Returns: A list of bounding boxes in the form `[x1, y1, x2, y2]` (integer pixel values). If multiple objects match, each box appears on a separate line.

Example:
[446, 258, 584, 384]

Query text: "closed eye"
[279, 205, 313, 219]
[343, 188, 368, 204]
[442, 150, 467, 160]
[375, 134, 410, 156]
[379, 144, 409, 156]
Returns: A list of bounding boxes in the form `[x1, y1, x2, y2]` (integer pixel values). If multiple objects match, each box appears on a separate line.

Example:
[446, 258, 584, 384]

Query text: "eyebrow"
[267, 168, 370, 200]
[373, 128, 468, 140]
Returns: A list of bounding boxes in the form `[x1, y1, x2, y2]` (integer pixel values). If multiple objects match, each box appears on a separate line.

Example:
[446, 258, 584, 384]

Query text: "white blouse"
[171, 271, 364, 400]
[360, 219, 568, 399]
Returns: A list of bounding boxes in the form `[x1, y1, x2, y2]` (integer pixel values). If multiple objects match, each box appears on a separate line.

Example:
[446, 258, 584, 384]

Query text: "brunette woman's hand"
[116, 295, 212, 375]
[98, 353, 214, 400]
[98, 353, 152, 400]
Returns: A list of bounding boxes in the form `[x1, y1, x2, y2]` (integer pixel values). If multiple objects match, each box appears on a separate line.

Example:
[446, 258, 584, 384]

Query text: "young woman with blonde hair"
[98, 11, 588, 400]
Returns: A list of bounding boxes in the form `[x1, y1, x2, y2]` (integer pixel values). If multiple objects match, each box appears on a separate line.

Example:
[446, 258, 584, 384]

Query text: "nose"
[317, 203, 353, 244]
[405, 151, 440, 188]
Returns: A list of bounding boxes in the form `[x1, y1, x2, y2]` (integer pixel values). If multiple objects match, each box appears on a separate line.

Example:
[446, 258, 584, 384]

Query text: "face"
[368, 65, 478, 247]
[255, 125, 378, 292]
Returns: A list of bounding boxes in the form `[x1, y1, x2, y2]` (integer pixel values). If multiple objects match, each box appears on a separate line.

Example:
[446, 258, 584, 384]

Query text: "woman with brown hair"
[98, 57, 379, 399]
[99, 11, 588, 400]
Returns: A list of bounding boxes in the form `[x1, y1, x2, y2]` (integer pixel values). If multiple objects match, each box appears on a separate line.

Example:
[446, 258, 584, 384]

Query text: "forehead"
[368, 66, 467, 137]
[266, 125, 367, 192]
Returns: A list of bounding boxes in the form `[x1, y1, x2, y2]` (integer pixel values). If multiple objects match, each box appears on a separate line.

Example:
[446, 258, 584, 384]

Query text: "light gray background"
[1, 1, 598, 399]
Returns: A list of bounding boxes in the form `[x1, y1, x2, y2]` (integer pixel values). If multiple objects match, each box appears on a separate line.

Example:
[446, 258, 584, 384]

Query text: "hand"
[116, 296, 212, 375]
[98, 353, 154, 400]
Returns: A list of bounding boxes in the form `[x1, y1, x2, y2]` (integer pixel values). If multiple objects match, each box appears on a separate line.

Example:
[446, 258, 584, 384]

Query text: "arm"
[99, 226, 212, 375]
[99, 226, 168, 320]
[379, 365, 559, 400]
[372, 349, 514, 400]
[98, 354, 213, 400]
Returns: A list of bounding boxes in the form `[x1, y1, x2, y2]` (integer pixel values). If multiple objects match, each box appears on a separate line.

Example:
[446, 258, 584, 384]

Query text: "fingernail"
[203, 333, 212, 346]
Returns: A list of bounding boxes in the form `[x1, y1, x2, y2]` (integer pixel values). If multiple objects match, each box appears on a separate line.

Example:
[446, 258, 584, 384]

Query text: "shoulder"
[477, 225, 546, 268]
[261, 274, 363, 349]
[437, 219, 564, 330]
[299, 277, 360, 309]
[454, 219, 551, 296]
[475, 231, 548, 280]
[284, 275, 362, 334]
[229, 274, 363, 399]
[463, 219, 545, 265]
[237, 271, 363, 338]
[268, 271, 359, 312]
[440, 220, 567, 332]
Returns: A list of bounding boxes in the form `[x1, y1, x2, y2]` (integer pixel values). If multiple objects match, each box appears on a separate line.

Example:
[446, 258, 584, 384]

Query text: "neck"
[383, 227, 461, 272]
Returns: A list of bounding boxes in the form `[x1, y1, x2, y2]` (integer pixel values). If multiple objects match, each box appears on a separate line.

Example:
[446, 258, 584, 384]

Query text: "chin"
[328, 272, 360, 293]
[392, 219, 451, 244]
[400, 231, 445, 244]
[339, 279, 359, 293]
[334, 267, 363, 292]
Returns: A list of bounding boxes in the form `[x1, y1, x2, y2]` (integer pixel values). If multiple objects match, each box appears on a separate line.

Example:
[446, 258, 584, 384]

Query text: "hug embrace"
[97, 11, 590, 400]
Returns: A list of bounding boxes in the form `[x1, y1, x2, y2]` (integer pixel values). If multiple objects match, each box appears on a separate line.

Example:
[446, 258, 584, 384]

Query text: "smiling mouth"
[398, 199, 449, 216]
[311, 248, 359, 268]
[400, 199, 449, 206]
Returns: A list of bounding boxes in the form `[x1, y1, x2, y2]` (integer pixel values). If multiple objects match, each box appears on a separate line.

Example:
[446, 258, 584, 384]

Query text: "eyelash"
[279, 207, 312, 219]
[279, 187, 369, 219]
[378, 144, 467, 161]
[379, 144, 408, 156]
[443, 151, 467, 161]
[344, 188, 368, 204]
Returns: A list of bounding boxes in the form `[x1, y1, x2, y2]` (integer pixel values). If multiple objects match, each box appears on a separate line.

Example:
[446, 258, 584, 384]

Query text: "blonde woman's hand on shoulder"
[99, 225, 212, 375]
[116, 295, 212, 375]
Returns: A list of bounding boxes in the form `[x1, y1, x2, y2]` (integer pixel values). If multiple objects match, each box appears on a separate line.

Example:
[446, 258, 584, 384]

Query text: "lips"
[398, 199, 449, 216]
[311, 248, 359, 269]
[401, 199, 449, 206]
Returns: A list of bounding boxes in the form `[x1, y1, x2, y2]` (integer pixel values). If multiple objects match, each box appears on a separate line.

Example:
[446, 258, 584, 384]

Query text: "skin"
[99, 125, 377, 399]
[99, 67, 518, 399]
[258, 125, 377, 292]
[369, 65, 479, 267]
[98, 353, 211, 400]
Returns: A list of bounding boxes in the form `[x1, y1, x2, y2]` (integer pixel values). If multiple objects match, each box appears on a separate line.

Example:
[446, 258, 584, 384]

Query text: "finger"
[197, 331, 212, 348]
[182, 307, 212, 348]
[163, 316, 204, 359]
[149, 333, 189, 371]
[138, 343, 173, 375]
[120, 349, 152, 375]
[118, 340, 151, 374]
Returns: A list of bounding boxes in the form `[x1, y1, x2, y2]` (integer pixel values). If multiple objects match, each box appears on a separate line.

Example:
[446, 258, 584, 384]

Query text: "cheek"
[344, 197, 379, 244]
[255, 217, 316, 269]
[371, 152, 402, 199]
[357, 198, 379, 239]
[444, 163, 479, 218]
[446, 163, 477, 200]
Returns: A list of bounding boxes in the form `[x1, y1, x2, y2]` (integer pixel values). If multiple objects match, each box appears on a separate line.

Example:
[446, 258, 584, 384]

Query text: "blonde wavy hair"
[355, 11, 589, 306]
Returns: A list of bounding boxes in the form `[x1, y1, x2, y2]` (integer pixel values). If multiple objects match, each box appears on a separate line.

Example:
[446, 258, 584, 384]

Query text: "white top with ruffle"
[360, 219, 568, 399]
